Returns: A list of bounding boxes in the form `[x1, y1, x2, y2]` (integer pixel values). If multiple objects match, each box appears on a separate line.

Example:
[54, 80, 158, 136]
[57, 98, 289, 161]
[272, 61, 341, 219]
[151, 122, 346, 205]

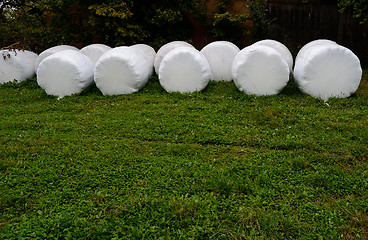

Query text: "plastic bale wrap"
[94, 47, 150, 95]
[252, 39, 294, 72]
[0, 49, 38, 83]
[200, 41, 240, 82]
[80, 44, 112, 67]
[232, 45, 290, 96]
[295, 39, 337, 63]
[159, 46, 211, 93]
[154, 41, 194, 75]
[130, 44, 156, 77]
[35, 45, 79, 73]
[293, 43, 362, 101]
[37, 50, 94, 98]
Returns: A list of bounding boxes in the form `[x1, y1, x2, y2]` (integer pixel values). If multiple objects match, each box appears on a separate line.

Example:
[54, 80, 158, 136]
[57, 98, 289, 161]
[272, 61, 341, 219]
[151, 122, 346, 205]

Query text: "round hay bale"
[35, 45, 79, 73]
[130, 44, 156, 77]
[232, 45, 290, 96]
[37, 50, 94, 98]
[252, 39, 294, 71]
[94, 46, 150, 95]
[158, 46, 211, 93]
[0, 49, 38, 84]
[200, 41, 240, 82]
[293, 44, 362, 101]
[80, 44, 112, 66]
[154, 41, 194, 75]
[295, 39, 337, 63]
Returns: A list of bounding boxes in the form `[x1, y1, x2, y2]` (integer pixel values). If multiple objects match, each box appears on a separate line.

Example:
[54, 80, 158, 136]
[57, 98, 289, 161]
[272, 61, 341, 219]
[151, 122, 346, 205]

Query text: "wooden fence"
[266, 0, 368, 66]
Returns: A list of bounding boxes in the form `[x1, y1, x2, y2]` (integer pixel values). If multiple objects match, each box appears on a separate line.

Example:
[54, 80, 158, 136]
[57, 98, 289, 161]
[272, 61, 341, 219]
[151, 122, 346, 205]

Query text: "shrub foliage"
[2, 0, 366, 52]
[1, 0, 272, 51]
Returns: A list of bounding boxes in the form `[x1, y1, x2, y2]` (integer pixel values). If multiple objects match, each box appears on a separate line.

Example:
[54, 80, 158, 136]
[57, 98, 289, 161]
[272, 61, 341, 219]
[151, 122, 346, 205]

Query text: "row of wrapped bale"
[1, 40, 362, 100]
[0, 44, 154, 98]
[155, 40, 293, 96]
[153, 40, 241, 94]
[36, 44, 155, 98]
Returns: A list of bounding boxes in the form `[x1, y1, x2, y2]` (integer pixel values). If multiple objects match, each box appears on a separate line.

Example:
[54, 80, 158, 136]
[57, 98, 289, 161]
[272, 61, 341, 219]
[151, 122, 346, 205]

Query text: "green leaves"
[1, 0, 274, 52]
[338, 0, 368, 23]
[88, 1, 133, 19]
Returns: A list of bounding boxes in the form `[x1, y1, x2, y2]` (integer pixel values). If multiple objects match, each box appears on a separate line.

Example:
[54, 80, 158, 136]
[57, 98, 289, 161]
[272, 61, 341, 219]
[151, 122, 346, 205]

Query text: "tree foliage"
[1, 0, 368, 52]
[200, 0, 252, 43]
[1, 0, 271, 52]
[338, 0, 368, 23]
[0, 0, 49, 51]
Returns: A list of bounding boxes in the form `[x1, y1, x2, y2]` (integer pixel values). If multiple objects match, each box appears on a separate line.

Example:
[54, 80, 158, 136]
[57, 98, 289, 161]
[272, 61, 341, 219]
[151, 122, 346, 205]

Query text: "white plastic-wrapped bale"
[154, 41, 194, 75]
[293, 43, 362, 101]
[252, 39, 294, 72]
[37, 50, 94, 98]
[295, 39, 337, 63]
[200, 41, 240, 82]
[0, 49, 38, 83]
[232, 45, 290, 96]
[35, 45, 79, 73]
[94, 46, 150, 95]
[130, 44, 156, 77]
[80, 44, 112, 66]
[159, 46, 211, 93]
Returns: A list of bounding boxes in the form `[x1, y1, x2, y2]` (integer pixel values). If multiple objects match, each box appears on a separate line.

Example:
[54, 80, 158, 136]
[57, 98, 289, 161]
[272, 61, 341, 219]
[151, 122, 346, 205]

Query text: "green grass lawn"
[1, 71, 367, 239]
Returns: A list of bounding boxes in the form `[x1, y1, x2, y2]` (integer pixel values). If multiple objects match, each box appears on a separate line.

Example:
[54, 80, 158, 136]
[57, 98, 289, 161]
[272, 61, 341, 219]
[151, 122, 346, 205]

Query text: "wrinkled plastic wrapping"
[130, 44, 156, 77]
[252, 39, 294, 71]
[154, 41, 194, 75]
[200, 41, 240, 82]
[80, 44, 112, 66]
[159, 47, 211, 93]
[232, 45, 290, 95]
[0, 50, 38, 83]
[293, 42, 362, 101]
[37, 50, 94, 98]
[35, 45, 79, 73]
[94, 47, 150, 95]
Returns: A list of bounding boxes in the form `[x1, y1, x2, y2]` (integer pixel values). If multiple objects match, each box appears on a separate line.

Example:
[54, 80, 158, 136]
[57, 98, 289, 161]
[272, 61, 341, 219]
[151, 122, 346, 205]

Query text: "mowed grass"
[1, 71, 367, 239]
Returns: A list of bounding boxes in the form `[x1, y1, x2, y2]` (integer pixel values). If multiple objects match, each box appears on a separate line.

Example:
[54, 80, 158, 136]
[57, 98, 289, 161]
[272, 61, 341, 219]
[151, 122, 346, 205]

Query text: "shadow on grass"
[79, 85, 102, 97]
[280, 78, 303, 96]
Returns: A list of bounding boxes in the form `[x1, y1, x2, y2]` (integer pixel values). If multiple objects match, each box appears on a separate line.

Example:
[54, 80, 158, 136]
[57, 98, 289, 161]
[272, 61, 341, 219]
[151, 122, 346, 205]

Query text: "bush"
[1, 0, 272, 52]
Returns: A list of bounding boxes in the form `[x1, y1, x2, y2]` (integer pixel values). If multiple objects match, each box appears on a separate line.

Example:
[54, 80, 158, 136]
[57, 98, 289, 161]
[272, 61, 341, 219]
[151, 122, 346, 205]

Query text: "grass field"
[1, 71, 367, 239]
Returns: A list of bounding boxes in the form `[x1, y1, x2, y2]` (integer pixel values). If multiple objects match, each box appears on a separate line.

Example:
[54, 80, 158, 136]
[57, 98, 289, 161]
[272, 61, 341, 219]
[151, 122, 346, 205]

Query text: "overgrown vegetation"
[1, 0, 271, 51]
[196, 0, 272, 43]
[0, 0, 49, 52]
[338, 0, 368, 23]
[1, 71, 367, 239]
[1, 0, 367, 53]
